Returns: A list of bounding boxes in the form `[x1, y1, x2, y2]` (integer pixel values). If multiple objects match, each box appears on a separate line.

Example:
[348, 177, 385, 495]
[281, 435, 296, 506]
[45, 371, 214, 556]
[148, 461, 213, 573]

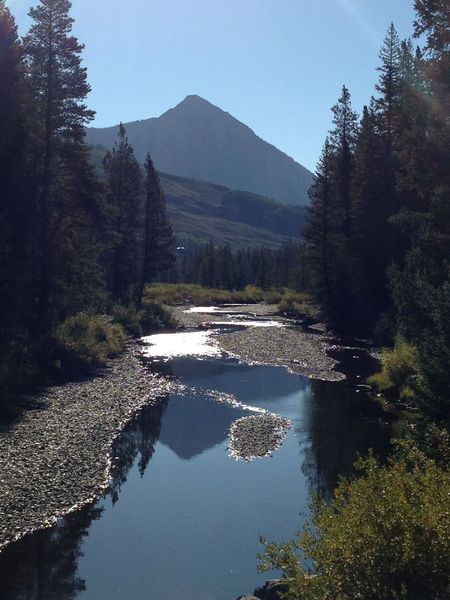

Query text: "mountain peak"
[86, 98, 313, 205]
[170, 94, 223, 114]
[182, 94, 209, 104]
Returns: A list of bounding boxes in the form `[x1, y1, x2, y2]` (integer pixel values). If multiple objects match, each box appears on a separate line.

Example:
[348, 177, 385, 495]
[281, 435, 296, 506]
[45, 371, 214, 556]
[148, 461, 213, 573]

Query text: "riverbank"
[0, 345, 176, 551]
[171, 304, 345, 381]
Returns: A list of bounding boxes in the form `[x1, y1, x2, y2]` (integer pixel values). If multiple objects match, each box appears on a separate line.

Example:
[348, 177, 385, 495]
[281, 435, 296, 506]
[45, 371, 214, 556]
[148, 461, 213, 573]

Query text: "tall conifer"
[24, 0, 97, 326]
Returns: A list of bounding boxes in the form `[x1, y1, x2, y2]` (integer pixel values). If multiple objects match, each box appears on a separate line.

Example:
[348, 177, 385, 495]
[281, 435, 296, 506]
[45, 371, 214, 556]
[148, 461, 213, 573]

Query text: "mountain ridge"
[86, 95, 313, 205]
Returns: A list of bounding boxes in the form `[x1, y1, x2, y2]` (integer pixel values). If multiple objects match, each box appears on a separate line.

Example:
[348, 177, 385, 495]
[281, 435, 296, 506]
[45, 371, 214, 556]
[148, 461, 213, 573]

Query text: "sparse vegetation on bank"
[145, 283, 319, 321]
[145, 283, 282, 305]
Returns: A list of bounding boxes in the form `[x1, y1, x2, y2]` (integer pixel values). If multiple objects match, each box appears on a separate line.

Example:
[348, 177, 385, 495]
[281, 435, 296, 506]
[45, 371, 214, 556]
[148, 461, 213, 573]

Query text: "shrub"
[55, 313, 126, 366]
[278, 290, 320, 321]
[111, 301, 176, 337]
[368, 339, 420, 401]
[259, 447, 450, 600]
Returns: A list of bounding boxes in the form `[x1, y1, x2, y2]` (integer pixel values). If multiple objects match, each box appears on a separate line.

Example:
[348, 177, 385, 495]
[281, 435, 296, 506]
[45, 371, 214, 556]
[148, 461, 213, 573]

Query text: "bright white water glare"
[210, 320, 284, 328]
[141, 331, 222, 359]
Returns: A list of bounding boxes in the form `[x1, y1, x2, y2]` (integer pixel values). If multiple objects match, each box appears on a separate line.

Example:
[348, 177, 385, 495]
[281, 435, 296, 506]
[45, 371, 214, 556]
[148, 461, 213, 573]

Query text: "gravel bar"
[217, 325, 344, 381]
[0, 345, 174, 552]
[171, 304, 344, 381]
[228, 414, 291, 461]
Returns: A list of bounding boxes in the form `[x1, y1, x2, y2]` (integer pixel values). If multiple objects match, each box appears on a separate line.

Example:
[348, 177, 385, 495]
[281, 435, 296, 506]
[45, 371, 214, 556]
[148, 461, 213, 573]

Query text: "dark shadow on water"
[301, 379, 392, 499]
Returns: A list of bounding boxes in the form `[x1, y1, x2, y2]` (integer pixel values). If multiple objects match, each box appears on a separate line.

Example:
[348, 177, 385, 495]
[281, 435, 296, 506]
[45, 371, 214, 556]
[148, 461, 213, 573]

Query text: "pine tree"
[304, 138, 346, 321]
[0, 0, 35, 346]
[24, 0, 97, 327]
[375, 23, 402, 150]
[137, 154, 174, 305]
[351, 105, 397, 331]
[330, 85, 358, 238]
[103, 125, 142, 304]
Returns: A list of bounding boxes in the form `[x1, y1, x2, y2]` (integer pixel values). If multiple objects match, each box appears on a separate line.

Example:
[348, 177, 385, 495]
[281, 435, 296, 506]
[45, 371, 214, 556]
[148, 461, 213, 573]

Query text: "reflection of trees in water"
[110, 399, 167, 503]
[301, 380, 391, 500]
[0, 504, 102, 600]
[0, 395, 167, 599]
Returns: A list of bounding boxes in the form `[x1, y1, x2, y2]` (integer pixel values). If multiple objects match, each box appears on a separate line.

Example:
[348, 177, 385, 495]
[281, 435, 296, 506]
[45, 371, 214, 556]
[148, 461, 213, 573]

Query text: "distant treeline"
[304, 13, 450, 417]
[170, 241, 312, 291]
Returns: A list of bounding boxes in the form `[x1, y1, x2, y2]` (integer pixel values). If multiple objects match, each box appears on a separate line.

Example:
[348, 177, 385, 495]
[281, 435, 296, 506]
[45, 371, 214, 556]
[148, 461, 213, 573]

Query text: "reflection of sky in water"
[141, 317, 284, 360]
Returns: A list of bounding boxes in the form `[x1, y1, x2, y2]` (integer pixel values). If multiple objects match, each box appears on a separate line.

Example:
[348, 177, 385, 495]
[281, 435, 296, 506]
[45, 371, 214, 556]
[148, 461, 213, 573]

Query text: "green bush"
[111, 301, 176, 337]
[259, 447, 450, 600]
[368, 339, 420, 401]
[278, 290, 320, 321]
[55, 312, 126, 366]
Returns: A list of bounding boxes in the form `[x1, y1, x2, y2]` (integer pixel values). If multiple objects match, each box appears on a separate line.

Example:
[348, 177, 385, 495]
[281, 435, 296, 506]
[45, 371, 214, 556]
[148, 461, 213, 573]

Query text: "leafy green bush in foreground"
[259, 441, 450, 600]
[55, 313, 127, 366]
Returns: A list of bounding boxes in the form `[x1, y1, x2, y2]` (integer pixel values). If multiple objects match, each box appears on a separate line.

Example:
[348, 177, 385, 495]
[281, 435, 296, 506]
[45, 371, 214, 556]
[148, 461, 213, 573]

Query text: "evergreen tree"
[330, 85, 358, 238]
[137, 154, 174, 305]
[304, 139, 338, 314]
[0, 1, 28, 338]
[24, 0, 98, 327]
[375, 23, 402, 150]
[351, 103, 400, 333]
[103, 125, 142, 304]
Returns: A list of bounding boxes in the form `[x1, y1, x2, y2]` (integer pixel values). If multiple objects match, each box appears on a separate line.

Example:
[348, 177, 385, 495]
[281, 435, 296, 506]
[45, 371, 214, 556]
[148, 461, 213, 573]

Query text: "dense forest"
[171, 241, 311, 291]
[303, 4, 450, 420]
[0, 0, 173, 412]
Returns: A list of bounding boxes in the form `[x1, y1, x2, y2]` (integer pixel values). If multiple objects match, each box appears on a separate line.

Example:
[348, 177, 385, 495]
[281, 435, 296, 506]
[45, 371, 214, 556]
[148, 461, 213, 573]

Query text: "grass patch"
[111, 301, 176, 337]
[145, 283, 283, 306]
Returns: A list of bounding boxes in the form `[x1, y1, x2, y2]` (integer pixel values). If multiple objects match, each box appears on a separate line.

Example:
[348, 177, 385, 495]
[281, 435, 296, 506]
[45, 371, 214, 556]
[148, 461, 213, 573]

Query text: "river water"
[0, 312, 393, 600]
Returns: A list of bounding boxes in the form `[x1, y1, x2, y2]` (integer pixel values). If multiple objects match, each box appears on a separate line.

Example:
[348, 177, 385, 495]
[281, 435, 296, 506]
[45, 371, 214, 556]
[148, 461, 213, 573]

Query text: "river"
[0, 308, 393, 600]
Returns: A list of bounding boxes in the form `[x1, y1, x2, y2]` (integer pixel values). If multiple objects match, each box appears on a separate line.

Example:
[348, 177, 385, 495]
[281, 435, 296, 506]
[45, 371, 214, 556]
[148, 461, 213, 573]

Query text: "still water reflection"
[0, 352, 392, 600]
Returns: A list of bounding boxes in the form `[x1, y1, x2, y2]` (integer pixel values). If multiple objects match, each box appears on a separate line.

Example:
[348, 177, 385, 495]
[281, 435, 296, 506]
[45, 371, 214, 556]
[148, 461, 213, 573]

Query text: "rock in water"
[254, 579, 289, 600]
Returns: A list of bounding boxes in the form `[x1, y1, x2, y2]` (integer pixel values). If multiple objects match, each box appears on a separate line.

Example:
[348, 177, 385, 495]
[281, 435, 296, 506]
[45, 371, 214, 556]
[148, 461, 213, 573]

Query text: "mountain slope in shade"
[86, 95, 313, 205]
[161, 171, 304, 249]
[89, 144, 304, 249]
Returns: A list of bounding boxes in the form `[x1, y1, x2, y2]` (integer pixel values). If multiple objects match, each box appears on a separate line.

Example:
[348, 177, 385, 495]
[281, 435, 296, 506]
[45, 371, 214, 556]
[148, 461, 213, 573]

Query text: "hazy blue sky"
[8, 0, 416, 171]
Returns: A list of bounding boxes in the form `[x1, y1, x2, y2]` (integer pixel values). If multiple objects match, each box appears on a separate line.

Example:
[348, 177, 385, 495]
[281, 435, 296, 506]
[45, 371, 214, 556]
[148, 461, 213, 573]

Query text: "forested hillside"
[90, 144, 305, 249]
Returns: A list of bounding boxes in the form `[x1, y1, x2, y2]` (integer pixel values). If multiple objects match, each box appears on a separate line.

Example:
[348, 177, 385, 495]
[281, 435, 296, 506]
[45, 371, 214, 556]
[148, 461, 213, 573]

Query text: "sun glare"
[335, 0, 380, 47]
